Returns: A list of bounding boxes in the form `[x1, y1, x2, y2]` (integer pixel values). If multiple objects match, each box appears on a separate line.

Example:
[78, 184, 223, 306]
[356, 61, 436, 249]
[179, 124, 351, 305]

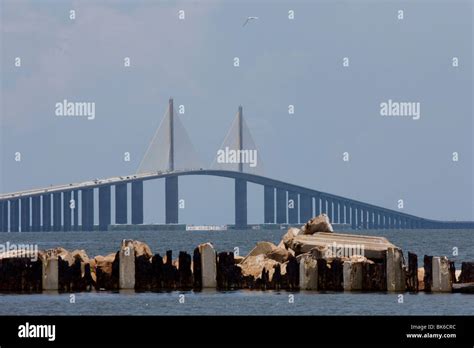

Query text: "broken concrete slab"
[286, 232, 396, 259]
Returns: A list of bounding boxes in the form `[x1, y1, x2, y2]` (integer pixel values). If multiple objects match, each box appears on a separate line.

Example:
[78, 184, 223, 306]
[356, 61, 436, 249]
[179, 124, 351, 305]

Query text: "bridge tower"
[165, 98, 178, 223]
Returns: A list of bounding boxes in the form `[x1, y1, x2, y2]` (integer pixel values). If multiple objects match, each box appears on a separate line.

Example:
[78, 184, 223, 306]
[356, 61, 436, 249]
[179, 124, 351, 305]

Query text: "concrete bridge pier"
[9, 200, 19, 232]
[165, 176, 178, 224]
[276, 188, 287, 224]
[131, 181, 144, 225]
[81, 188, 94, 231]
[53, 192, 62, 232]
[73, 190, 79, 231]
[288, 191, 298, 224]
[115, 183, 127, 224]
[42, 194, 51, 232]
[321, 197, 327, 215]
[333, 200, 340, 224]
[264, 185, 275, 224]
[32, 196, 41, 231]
[235, 178, 247, 227]
[0, 201, 7, 232]
[21, 197, 30, 232]
[63, 191, 72, 231]
[314, 195, 321, 216]
[299, 194, 312, 223]
[99, 186, 111, 230]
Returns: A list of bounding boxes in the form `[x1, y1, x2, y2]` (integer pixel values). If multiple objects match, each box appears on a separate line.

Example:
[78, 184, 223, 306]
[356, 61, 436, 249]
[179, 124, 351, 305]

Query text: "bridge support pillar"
[288, 192, 298, 224]
[276, 188, 287, 224]
[42, 194, 51, 232]
[132, 181, 144, 225]
[0, 201, 7, 232]
[314, 195, 321, 216]
[299, 194, 312, 223]
[21, 198, 30, 232]
[235, 178, 247, 227]
[99, 186, 111, 230]
[321, 197, 327, 215]
[374, 211, 380, 229]
[73, 190, 79, 231]
[10, 200, 19, 232]
[165, 177, 179, 224]
[63, 191, 72, 231]
[115, 183, 128, 224]
[349, 205, 355, 229]
[264, 185, 275, 224]
[333, 200, 339, 224]
[81, 188, 94, 231]
[340, 203, 346, 224]
[31, 196, 41, 231]
[53, 192, 62, 231]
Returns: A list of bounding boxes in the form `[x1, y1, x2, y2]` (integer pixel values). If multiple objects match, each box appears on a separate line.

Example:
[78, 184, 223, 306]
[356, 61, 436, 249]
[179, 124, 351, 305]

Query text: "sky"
[1, 0, 473, 224]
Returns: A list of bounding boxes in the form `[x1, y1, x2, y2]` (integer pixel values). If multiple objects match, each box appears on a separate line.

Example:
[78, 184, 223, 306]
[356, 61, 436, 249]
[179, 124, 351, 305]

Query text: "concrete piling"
[432, 256, 452, 292]
[198, 243, 217, 288]
[386, 247, 405, 292]
[299, 253, 318, 290]
[119, 240, 135, 289]
[343, 261, 363, 291]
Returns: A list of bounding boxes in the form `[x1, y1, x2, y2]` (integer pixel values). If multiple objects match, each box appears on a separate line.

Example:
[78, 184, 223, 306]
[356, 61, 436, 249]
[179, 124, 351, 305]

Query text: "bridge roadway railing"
[0, 169, 472, 231]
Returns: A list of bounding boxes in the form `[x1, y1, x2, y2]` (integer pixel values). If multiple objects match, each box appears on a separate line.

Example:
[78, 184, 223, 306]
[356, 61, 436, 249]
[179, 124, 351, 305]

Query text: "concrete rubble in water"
[0, 214, 472, 294]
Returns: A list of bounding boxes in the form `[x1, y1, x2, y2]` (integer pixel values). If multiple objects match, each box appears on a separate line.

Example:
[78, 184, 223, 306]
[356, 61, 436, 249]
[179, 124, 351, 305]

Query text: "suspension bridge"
[1, 99, 472, 232]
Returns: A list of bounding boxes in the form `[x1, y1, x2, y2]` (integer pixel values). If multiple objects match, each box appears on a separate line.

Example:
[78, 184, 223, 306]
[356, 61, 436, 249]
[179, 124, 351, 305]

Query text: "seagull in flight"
[243, 16, 259, 27]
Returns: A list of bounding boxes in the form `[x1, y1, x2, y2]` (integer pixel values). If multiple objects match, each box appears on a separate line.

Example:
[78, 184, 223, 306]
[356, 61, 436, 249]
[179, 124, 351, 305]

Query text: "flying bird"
[243, 16, 259, 27]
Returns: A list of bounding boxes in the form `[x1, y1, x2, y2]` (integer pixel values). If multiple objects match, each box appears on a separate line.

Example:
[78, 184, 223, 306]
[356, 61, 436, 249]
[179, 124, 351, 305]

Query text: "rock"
[267, 247, 291, 263]
[432, 256, 452, 292]
[386, 247, 405, 292]
[198, 243, 217, 288]
[244, 242, 277, 259]
[132, 241, 153, 259]
[302, 214, 333, 234]
[280, 227, 302, 247]
[238, 254, 280, 281]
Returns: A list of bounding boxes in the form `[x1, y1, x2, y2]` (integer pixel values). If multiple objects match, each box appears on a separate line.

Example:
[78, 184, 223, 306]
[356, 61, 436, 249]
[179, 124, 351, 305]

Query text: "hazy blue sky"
[1, 0, 472, 224]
